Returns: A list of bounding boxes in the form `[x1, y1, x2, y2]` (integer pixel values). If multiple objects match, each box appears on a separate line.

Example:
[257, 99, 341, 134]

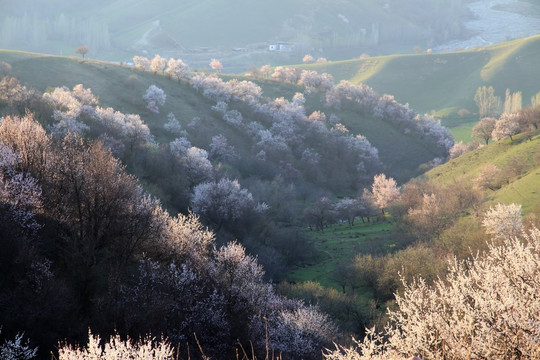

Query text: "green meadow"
[301, 35, 540, 128]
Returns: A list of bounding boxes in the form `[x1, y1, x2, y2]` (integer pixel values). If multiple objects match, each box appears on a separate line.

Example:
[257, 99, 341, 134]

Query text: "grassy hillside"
[302, 35, 540, 127]
[427, 130, 540, 214]
[0, 49, 446, 183]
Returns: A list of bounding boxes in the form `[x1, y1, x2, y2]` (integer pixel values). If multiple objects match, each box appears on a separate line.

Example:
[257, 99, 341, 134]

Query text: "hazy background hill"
[0, 0, 472, 70]
[298, 35, 540, 139]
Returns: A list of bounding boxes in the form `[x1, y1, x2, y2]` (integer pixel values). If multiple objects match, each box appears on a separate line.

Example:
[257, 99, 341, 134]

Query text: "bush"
[324, 227, 540, 360]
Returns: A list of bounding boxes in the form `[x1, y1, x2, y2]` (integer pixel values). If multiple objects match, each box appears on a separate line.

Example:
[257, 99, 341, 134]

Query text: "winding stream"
[434, 0, 540, 52]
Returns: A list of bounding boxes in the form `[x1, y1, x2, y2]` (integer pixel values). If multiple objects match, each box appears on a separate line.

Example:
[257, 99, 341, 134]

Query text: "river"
[434, 0, 540, 52]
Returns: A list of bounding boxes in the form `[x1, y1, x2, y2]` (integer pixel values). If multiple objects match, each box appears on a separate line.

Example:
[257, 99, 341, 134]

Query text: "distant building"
[268, 42, 296, 52]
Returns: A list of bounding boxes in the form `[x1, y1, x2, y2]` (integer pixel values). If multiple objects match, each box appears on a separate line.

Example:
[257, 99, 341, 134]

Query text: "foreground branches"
[325, 227, 540, 360]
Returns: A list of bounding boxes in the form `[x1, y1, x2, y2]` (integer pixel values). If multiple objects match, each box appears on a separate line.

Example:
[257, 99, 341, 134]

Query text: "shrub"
[58, 330, 173, 359]
[324, 227, 540, 360]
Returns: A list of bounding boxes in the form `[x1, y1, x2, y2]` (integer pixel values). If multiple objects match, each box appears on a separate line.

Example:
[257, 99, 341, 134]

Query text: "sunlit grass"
[480, 37, 531, 82]
[492, 160, 540, 214]
[296, 35, 540, 125]
[427, 130, 540, 214]
[285, 221, 394, 290]
[450, 122, 475, 143]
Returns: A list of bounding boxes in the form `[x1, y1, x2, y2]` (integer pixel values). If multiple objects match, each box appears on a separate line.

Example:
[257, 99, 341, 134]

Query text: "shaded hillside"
[0, 49, 453, 357]
[302, 35, 540, 124]
[0, 50, 450, 183]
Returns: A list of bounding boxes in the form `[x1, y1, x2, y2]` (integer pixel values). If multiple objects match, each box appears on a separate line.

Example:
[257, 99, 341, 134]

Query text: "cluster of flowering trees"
[325, 80, 454, 154]
[466, 86, 540, 149]
[126, 56, 450, 191]
[0, 113, 337, 359]
[244, 66, 453, 158]
[271, 66, 334, 93]
[41, 83, 154, 153]
[189, 71, 382, 193]
[472, 105, 540, 145]
[451, 98, 540, 160]
[133, 55, 190, 80]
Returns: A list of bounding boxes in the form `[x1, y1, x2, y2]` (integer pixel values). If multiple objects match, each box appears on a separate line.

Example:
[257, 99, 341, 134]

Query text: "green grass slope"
[426, 130, 540, 214]
[303, 35, 540, 125]
[0, 50, 445, 182]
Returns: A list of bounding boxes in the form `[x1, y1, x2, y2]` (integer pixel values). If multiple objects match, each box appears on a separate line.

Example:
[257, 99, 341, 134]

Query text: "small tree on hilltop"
[259, 64, 272, 79]
[302, 54, 314, 63]
[166, 58, 189, 80]
[75, 45, 89, 59]
[210, 58, 223, 72]
[133, 56, 151, 71]
[150, 54, 167, 74]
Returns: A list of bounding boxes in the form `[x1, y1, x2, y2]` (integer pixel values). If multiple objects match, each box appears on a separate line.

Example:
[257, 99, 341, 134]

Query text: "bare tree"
[474, 86, 501, 118]
[304, 197, 334, 231]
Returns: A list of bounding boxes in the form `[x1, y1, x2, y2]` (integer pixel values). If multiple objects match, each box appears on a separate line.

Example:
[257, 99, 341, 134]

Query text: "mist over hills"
[0, 0, 471, 69]
[1, 2, 540, 359]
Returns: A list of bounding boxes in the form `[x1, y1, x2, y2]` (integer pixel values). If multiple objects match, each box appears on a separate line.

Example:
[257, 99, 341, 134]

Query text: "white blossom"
[482, 203, 523, 239]
[58, 330, 173, 360]
[163, 113, 186, 136]
[370, 173, 399, 214]
[143, 85, 166, 114]
[191, 178, 254, 222]
[325, 227, 540, 360]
